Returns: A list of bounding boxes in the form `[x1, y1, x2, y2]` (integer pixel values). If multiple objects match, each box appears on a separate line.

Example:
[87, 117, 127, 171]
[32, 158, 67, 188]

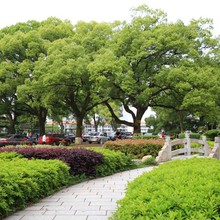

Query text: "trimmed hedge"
[111, 158, 220, 219]
[0, 147, 104, 177]
[0, 157, 70, 218]
[91, 148, 135, 176]
[178, 133, 201, 139]
[104, 139, 164, 159]
[132, 135, 159, 140]
[204, 129, 220, 141]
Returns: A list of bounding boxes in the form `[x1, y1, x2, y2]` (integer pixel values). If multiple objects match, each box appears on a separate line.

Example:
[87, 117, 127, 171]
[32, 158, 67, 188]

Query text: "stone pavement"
[4, 167, 155, 220]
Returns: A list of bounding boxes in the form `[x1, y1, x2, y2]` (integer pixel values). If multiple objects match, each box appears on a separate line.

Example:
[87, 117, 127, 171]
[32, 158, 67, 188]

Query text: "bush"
[91, 148, 135, 176]
[111, 158, 220, 219]
[132, 135, 159, 140]
[178, 133, 201, 139]
[104, 139, 164, 159]
[204, 129, 220, 141]
[0, 157, 70, 218]
[0, 147, 104, 177]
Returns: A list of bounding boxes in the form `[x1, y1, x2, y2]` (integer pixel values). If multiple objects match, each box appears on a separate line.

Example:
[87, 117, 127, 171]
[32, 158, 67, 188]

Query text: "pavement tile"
[75, 210, 106, 216]
[54, 216, 87, 220]
[3, 166, 155, 220]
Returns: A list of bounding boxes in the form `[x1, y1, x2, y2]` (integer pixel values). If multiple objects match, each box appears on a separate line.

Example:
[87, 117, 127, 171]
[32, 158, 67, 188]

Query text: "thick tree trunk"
[37, 107, 47, 135]
[133, 119, 141, 135]
[75, 116, 83, 144]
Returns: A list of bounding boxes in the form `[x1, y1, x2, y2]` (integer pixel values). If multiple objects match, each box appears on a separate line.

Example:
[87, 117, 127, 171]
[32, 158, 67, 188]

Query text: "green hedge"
[0, 156, 70, 218]
[91, 148, 135, 176]
[132, 135, 159, 140]
[204, 129, 220, 141]
[178, 133, 201, 139]
[104, 139, 164, 159]
[111, 158, 220, 219]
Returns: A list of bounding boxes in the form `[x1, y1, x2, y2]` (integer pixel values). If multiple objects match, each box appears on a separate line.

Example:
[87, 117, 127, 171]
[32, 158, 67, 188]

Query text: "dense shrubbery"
[0, 147, 104, 177]
[204, 129, 220, 141]
[91, 148, 135, 176]
[132, 135, 159, 140]
[111, 158, 220, 219]
[178, 133, 201, 139]
[104, 139, 164, 158]
[0, 155, 70, 218]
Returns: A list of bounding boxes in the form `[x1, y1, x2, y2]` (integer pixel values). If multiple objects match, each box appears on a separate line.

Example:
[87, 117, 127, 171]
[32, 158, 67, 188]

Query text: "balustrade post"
[185, 131, 191, 156]
[165, 135, 172, 160]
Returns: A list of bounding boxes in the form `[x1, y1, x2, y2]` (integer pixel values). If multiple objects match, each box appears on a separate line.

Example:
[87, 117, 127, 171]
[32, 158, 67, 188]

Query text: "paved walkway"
[4, 167, 155, 220]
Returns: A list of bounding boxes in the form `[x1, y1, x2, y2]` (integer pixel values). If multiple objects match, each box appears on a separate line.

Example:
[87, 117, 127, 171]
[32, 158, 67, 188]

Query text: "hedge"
[91, 148, 135, 176]
[111, 158, 220, 219]
[104, 139, 165, 159]
[0, 156, 70, 218]
[0, 147, 104, 177]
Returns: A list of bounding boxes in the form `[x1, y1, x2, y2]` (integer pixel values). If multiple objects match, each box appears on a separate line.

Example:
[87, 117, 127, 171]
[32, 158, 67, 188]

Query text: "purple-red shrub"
[0, 147, 104, 177]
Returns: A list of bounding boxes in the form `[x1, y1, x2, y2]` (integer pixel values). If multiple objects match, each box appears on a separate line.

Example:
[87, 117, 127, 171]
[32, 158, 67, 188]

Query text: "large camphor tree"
[33, 21, 113, 143]
[89, 5, 219, 134]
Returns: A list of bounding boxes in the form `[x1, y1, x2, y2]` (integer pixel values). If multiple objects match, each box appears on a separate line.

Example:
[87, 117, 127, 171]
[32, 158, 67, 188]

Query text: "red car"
[37, 134, 71, 146]
[0, 134, 36, 147]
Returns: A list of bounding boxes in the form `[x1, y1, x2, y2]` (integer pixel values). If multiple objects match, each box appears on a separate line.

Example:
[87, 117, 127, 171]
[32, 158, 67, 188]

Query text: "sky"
[1, 0, 219, 121]
[1, 0, 220, 36]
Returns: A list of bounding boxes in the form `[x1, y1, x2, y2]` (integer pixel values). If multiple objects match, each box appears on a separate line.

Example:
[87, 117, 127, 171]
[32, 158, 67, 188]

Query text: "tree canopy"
[0, 4, 219, 139]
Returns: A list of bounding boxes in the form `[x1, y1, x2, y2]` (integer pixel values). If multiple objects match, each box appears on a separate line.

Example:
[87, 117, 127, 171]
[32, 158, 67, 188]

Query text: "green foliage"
[91, 148, 135, 176]
[111, 158, 220, 219]
[141, 157, 157, 166]
[204, 129, 220, 141]
[0, 152, 23, 160]
[178, 133, 201, 139]
[132, 135, 159, 140]
[0, 157, 70, 218]
[104, 139, 164, 159]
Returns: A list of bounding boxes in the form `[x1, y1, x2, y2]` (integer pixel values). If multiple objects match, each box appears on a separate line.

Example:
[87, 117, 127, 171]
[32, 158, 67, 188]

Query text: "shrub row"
[0, 147, 104, 177]
[91, 148, 135, 176]
[132, 135, 159, 140]
[104, 139, 164, 159]
[0, 153, 70, 218]
[111, 158, 220, 219]
[204, 129, 220, 141]
[178, 133, 201, 139]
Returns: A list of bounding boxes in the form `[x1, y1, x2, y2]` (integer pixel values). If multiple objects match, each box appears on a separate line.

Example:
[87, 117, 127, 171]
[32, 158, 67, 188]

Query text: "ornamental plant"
[111, 158, 220, 219]
[0, 157, 70, 218]
[104, 139, 164, 158]
[0, 147, 104, 177]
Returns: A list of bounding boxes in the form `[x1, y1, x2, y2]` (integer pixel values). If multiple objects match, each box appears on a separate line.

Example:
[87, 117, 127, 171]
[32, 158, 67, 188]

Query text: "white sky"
[1, 0, 220, 36]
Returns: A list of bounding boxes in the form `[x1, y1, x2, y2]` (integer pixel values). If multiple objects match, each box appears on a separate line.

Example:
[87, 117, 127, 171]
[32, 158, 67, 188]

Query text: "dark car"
[65, 134, 75, 143]
[0, 134, 36, 147]
[121, 132, 133, 139]
[37, 134, 71, 146]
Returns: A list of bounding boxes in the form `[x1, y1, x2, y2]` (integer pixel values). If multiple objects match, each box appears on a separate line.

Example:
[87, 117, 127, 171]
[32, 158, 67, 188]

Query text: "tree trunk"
[37, 107, 47, 135]
[75, 116, 83, 144]
[133, 107, 146, 135]
[133, 119, 141, 135]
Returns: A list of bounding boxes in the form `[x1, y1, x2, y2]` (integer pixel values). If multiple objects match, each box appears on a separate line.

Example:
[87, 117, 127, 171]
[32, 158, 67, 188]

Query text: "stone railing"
[208, 137, 220, 159]
[156, 134, 213, 163]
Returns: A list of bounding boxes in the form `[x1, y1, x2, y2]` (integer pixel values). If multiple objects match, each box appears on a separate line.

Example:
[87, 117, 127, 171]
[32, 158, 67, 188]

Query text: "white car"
[88, 132, 109, 144]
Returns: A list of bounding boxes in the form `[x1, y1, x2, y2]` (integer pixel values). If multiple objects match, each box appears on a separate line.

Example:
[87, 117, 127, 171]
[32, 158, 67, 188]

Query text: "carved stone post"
[185, 131, 191, 156]
[166, 136, 172, 161]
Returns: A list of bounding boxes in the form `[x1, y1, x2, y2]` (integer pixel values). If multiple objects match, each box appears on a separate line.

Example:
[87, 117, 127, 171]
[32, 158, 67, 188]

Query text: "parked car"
[88, 132, 109, 144]
[37, 134, 71, 146]
[82, 132, 96, 142]
[107, 132, 116, 141]
[121, 132, 133, 139]
[64, 134, 75, 143]
[0, 134, 36, 147]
